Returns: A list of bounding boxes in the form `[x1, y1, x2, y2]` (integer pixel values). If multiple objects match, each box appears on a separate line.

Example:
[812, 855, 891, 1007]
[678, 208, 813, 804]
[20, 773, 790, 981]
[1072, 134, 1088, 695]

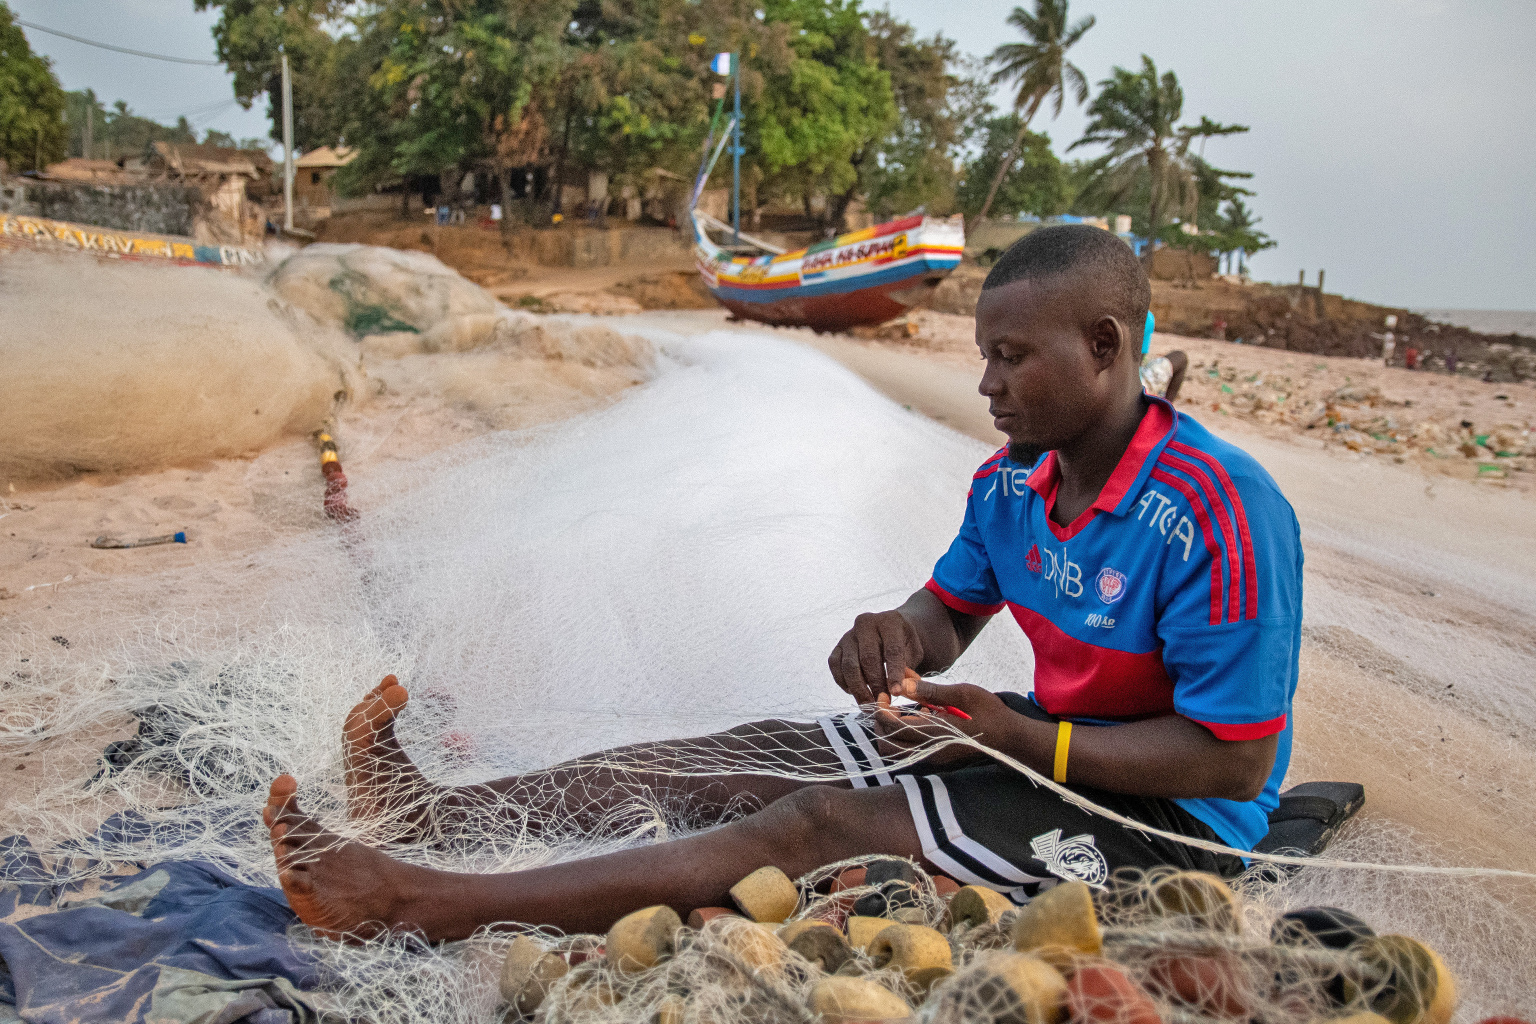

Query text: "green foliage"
[1068, 54, 1247, 235]
[193, 0, 352, 150]
[957, 114, 1067, 219]
[64, 91, 199, 160]
[972, 0, 1093, 221]
[0, 3, 67, 171]
[859, 18, 985, 219]
[750, 0, 896, 224]
[183, 0, 1272, 243]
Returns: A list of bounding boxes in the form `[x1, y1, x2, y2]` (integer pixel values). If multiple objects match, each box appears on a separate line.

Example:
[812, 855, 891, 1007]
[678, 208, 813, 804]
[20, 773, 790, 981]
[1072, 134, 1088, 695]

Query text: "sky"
[12, 0, 1535, 310]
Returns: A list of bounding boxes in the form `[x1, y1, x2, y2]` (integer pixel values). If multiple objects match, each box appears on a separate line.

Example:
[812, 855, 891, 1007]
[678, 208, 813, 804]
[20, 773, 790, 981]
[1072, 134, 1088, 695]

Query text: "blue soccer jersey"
[926, 397, 1303, 850]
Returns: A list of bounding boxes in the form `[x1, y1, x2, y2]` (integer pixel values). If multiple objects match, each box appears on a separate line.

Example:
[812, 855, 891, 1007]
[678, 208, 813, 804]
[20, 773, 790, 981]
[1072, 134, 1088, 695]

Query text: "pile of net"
[0, 250, 361, 479]
[3, 322, 1533, 1022]
[480, 860, 1460, 1024]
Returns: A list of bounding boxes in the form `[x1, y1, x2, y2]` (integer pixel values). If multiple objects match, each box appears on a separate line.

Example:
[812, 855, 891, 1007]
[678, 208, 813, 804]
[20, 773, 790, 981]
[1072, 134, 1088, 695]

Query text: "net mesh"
[3, 314, 1534, 1021]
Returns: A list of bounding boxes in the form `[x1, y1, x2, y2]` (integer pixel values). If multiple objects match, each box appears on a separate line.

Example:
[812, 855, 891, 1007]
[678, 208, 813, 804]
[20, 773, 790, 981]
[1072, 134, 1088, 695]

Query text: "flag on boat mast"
[710, 52, 735, 75]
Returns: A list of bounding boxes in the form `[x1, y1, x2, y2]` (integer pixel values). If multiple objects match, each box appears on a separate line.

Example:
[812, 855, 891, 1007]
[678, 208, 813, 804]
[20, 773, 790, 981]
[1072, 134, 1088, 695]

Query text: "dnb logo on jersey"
[1095, 567, 1128, 604]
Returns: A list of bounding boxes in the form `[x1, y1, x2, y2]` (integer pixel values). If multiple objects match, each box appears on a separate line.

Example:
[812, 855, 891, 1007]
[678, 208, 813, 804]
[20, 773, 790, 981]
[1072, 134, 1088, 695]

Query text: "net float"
[1012, 881, 1103, 966]
[498, 935, 569, 1016]
[607, 904, 682, 974]
[809, 976, 913, 1024]
[950, 885, 1016, 930]
[729, 865, 799, 923]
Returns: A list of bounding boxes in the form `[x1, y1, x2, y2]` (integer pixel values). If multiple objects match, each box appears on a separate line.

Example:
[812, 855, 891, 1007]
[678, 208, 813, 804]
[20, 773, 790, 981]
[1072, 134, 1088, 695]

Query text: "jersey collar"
[1024, 396, 1180, 537]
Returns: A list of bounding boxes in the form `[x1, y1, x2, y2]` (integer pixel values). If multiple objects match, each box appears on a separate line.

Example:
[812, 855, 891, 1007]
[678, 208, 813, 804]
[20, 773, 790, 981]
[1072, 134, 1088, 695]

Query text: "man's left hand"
[868, 671, 1020, 767]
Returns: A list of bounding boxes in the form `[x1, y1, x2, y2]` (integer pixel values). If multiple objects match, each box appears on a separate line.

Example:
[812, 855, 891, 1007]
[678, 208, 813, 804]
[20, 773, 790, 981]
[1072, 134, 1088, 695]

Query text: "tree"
[0, 3, 67, 172]
[973, 0, 1093, 223]
[957, 114, 1067, 219]
[859, 15, 978, 219]
[1069, 55, 1246, 237]
[1210, 196, 1273, 273]
[752, 0, 897, 230]
[194, 0, 354, 150]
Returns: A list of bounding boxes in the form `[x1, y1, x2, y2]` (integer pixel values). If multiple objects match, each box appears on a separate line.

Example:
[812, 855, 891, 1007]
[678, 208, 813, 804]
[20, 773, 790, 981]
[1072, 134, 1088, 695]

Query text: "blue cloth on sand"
[1, 834, 322, 1024]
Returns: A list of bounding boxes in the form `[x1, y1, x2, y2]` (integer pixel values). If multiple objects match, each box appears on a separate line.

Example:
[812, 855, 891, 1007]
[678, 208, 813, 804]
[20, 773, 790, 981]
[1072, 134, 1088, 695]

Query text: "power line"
[17, 18, 224, 66]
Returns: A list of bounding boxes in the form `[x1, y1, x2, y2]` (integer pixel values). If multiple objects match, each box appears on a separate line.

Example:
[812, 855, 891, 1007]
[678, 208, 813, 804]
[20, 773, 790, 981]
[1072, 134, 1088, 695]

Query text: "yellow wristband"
[1053, 720, 1072, 783]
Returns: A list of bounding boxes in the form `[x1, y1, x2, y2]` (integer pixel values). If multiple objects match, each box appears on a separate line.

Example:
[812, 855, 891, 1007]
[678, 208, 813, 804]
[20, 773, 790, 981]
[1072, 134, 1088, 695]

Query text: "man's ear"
[1085, 315, 1125, 370]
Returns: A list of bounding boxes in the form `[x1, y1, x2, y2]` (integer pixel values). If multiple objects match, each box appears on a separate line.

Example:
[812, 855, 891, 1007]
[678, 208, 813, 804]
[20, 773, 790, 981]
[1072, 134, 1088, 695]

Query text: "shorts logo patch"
[1095, 567, 1128, 604]
[1025, 544, 1042, 574]
[1030, 828, 1108, 886]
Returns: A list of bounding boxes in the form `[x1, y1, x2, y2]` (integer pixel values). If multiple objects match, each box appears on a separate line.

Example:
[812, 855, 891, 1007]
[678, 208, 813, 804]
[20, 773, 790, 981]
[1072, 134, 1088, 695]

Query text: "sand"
[5, 256, 1534, 1012]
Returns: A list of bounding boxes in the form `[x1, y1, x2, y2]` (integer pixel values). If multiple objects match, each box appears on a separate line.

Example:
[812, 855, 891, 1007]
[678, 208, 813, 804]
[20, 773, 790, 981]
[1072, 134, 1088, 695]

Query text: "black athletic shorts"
[816, 692, 1244, 903]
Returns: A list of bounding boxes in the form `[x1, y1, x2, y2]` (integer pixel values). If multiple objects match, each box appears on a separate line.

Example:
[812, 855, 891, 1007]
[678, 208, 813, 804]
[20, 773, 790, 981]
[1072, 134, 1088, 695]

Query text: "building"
[294, 146, 356, 217]
[148, 142, 274, 244]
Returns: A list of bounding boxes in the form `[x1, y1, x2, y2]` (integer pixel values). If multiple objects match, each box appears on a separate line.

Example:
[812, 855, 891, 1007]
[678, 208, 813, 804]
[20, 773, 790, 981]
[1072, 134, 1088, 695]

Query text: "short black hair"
[981, 224, 1151, 336]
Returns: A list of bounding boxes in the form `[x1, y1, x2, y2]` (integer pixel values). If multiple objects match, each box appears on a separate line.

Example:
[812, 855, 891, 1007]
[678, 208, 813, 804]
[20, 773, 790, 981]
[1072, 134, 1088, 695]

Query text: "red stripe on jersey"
[1097, 400, 1176, 513]
[1149, 468, 1226, 624]
[1158, 452, 1242, 623]
[1194, 714, 1287, 741]
[1008, 603, 1175, 719]
[925, 578, 1005, 617]
[1169, 441, 1259, 620]
[971, 465, 1000, 482]
[1024, 450, 1056, 496]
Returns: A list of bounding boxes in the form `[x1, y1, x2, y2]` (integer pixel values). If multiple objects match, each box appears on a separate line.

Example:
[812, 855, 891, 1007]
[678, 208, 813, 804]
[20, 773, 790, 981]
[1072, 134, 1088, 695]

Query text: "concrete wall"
[0, 178, 202, 238]
[508, 224, 691, 268]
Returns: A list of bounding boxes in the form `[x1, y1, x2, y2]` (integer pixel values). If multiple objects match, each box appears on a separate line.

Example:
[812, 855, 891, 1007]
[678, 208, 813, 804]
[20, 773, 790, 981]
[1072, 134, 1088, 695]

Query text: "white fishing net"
[3, 318, 1533, 1022]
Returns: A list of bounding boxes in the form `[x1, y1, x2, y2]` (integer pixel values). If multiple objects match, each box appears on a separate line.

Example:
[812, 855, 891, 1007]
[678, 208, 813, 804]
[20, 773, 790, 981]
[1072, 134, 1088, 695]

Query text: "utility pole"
[731, 52, 741, 245]
[282, 51, 295, 232]
[84, 103, 93, 160]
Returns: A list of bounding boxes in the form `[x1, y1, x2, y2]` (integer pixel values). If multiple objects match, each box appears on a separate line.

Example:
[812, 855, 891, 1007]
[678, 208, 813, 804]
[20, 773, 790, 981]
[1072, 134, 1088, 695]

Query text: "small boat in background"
[686, 53, 963, 333]
[691, 212, 965, 332]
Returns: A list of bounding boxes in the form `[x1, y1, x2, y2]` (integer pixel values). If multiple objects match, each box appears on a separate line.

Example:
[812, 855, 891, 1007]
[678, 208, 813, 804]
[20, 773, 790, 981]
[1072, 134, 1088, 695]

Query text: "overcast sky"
[14, 0, 1535, 310]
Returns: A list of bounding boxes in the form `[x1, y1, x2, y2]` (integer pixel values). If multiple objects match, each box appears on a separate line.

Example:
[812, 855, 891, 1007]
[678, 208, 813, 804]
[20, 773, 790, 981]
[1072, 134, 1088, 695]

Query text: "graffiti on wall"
[0, 213, 264, 268]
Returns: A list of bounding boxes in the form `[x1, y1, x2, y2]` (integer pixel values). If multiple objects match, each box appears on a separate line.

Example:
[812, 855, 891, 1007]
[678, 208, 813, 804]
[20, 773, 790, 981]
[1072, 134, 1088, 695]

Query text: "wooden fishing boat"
[692, 211, 965, 332]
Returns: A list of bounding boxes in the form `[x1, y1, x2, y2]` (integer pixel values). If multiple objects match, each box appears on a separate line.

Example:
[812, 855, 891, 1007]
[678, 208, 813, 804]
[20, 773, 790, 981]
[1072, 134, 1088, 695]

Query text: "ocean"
[1415, 308, 1536, 337]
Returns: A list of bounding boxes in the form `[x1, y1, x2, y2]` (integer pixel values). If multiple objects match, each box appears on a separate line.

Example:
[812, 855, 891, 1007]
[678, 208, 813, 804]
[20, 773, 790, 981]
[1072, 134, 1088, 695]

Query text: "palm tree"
[973, 0, 1095, 223]
[1068, 55, 1246, 237]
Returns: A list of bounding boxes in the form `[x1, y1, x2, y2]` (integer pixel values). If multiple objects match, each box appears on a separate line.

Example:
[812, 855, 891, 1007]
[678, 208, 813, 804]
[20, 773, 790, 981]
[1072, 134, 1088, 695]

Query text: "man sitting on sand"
[264, 225, 1302, 941]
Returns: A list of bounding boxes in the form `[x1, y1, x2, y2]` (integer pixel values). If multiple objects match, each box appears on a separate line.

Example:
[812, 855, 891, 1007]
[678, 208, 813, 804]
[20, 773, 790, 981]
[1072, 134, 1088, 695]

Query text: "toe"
[269, 774, 298, 804]
[380, 682, 408, 714]
[344, 694, 384, 745]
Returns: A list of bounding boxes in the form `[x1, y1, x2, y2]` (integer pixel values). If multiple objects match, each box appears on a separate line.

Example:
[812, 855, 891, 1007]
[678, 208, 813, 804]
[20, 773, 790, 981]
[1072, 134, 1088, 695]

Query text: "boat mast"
[731, 51, 741, 245]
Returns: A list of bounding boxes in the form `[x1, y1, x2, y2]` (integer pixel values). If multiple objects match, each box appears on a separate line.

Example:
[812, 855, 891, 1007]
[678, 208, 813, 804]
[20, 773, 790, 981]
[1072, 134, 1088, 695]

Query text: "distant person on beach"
[261, 226, 1303, 941]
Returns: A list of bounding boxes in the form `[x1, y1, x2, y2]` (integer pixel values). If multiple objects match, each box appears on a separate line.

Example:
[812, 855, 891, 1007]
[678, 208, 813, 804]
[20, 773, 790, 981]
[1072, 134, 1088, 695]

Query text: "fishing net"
[3, 317, 1534, 1022]
[0, 250, 361, 480]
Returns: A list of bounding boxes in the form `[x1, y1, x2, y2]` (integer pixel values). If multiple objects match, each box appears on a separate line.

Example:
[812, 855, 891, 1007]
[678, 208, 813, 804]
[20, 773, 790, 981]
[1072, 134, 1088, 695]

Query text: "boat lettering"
[801, 233, 906, 275]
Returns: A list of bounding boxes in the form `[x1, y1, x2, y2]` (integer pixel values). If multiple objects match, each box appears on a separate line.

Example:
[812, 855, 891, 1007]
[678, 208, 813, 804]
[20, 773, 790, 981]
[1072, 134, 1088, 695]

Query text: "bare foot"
[342, 675, 449, 842]
[265, 775, 470, 942]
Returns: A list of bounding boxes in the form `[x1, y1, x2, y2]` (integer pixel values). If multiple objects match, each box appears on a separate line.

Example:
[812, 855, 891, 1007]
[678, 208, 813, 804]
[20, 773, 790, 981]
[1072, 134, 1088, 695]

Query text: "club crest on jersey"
[1030, 828, 1108, 885]
[1095, 567, 1128, 604]
[1025, 544, 1042, 574]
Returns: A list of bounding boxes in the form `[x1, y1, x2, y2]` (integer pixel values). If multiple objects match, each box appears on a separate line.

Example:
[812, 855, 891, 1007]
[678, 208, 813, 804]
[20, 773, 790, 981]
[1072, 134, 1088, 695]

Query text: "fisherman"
[264, 226, 1303, 941]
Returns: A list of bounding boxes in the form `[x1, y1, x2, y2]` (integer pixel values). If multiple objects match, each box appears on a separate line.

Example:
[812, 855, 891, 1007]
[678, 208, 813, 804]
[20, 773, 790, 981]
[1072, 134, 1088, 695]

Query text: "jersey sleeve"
[1154, 461, 1302, 740]
[925, 485, 1006, 617]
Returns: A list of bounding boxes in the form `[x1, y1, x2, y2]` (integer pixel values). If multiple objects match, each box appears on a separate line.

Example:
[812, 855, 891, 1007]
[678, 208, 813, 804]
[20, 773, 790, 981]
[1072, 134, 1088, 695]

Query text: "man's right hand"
[828, 610, 925, 705]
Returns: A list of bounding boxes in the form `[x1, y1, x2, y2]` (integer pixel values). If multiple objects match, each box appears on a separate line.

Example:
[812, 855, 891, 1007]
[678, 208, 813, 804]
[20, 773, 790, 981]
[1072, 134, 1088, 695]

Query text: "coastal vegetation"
[4, 0, 1273, 256]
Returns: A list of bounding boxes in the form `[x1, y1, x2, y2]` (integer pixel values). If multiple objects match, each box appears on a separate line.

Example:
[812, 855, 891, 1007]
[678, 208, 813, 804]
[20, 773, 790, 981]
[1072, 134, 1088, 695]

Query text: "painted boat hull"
[694, 213, 963, 332]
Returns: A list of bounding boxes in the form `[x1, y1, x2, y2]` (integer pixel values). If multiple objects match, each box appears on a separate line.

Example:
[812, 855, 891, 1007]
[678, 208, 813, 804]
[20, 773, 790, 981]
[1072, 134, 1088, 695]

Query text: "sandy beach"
[3, 249, 1534, 1017]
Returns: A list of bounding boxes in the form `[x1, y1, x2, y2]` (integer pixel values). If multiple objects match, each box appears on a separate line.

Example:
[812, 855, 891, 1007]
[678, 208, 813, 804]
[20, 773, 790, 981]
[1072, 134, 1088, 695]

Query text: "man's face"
[974, 276, 1122, 463]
